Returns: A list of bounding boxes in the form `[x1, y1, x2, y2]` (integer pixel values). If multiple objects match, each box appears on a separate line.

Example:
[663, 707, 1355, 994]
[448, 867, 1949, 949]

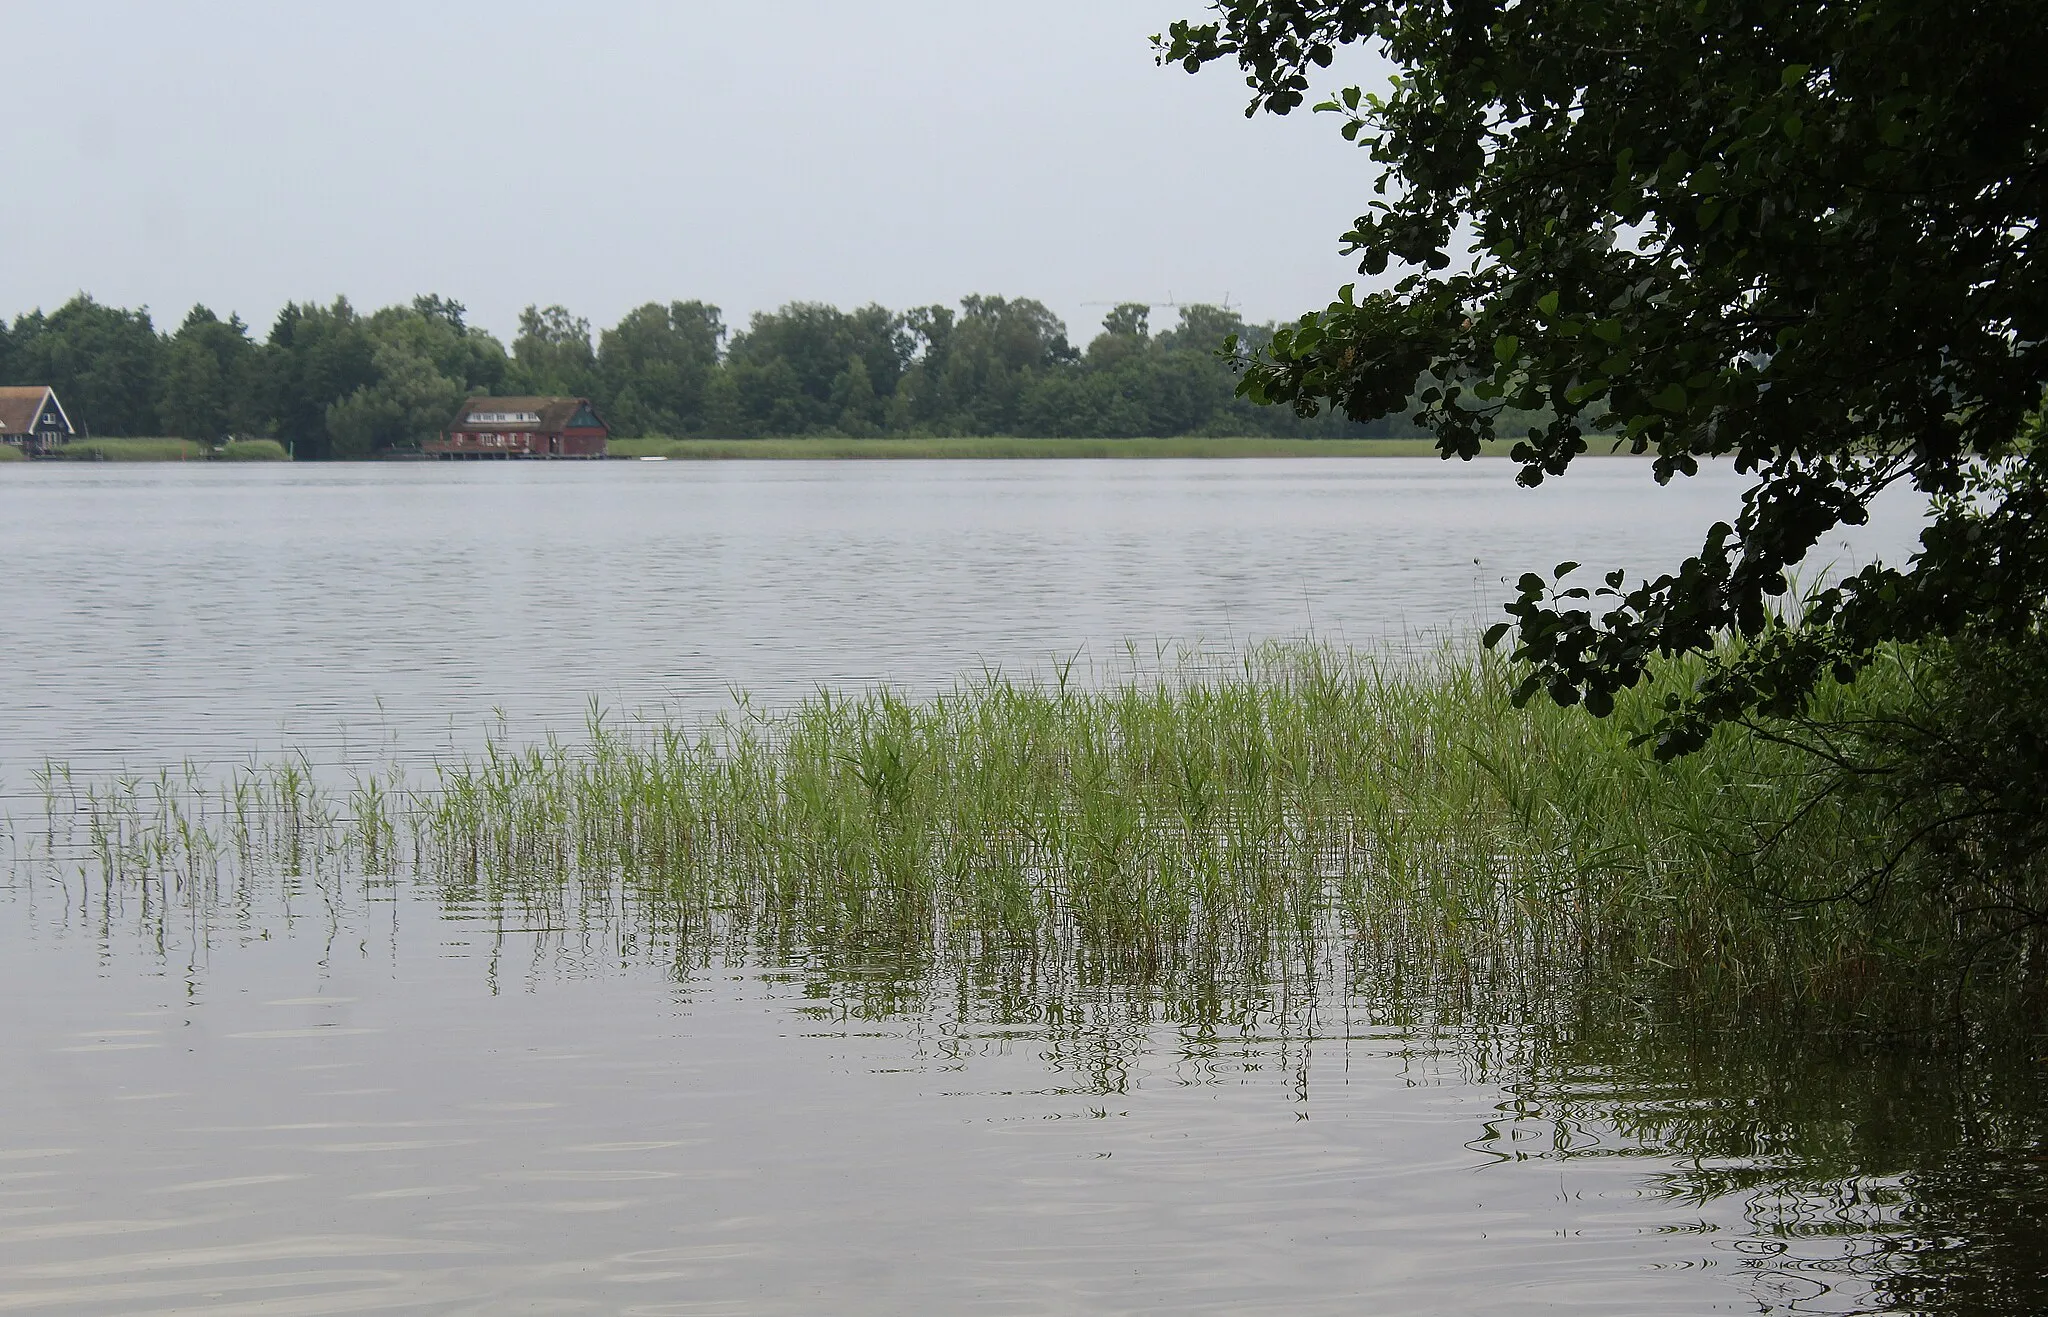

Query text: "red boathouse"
[428, 396, 609, 459]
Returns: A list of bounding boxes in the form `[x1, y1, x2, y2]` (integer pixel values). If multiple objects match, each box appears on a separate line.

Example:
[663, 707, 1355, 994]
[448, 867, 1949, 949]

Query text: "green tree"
[1163, 0, 2048, 752]
[321, 299, 508, 458]
[10, 296, 163, 435]
[898, 295, 1075, 433]
[725, 302, 910, 436]
[264, 299, 377, 460]
[831, 354, 883, 435]
[324, 341, 464, 459]
[1028, 302, 1361, 439]
[156, 305, 266, 443]
[1084, 303, 1153, 372]
[509, 305, 597, 397]
[155, 333, 226, 444]
[399, 295, 509, 398]
[597, 301, 725, 436]
[410, 294, 468, 331]
[1157, 303, 1248, 356]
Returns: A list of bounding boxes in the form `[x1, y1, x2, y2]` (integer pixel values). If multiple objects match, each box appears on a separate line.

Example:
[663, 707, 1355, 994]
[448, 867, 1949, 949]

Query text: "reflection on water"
[5, 856, 2040, 1315]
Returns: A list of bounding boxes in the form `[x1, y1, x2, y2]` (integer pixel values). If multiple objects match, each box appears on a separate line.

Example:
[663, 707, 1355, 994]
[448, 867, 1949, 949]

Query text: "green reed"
[605, 435, 1451, 460]
[14, 641, 1976, 1023]
[17, 644, 2039, 1313]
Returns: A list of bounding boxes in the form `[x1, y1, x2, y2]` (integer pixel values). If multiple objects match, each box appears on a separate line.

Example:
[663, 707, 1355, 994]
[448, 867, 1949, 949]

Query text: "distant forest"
[0, 294, 1420, 458]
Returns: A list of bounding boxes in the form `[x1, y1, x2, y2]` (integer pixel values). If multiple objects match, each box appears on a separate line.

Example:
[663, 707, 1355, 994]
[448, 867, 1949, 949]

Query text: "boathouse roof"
[448, 396, 606, 433]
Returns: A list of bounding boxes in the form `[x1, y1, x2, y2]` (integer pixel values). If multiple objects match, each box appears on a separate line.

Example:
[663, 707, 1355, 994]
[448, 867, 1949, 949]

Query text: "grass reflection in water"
[13, 643, 2045, 1314]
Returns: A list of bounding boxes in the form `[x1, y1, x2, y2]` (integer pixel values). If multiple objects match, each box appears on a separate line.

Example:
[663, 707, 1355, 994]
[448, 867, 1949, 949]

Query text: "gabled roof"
[0, 385, 71, 436]
[448, 396, 606, 432]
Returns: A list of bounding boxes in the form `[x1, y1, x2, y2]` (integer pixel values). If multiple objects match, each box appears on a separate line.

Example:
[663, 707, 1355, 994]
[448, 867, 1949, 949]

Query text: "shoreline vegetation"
[34, 437, 292, 462]
[9, 435, 1551, 463]
[19, 640, 2046, 1306]
[2, 293, 1467, 461]
[605, 436, 1528, 460]
[18, 642, 2030, 1033]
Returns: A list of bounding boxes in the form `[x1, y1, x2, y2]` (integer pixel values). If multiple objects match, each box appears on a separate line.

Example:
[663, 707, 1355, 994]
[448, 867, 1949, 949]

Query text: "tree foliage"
[597, 302, 728, 438]
[324, 297, 508, 457]
[510, 305, 597, 399]
[726, 302, 911, 437]
[1162, 0, 2047, 753]
[3, 292, 1419, 453]
[157, 306, 261, 443]
[9, 296, 164, 436]
[265, 298, 377, 461]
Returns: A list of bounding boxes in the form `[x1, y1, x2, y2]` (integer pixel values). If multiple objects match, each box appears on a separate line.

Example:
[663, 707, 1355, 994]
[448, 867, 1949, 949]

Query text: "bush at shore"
[217, 439, 290, 461]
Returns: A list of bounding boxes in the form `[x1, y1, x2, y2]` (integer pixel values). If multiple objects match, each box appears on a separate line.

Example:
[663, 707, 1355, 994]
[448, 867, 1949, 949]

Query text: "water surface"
[7, 458, 2018, 1317]
[7, 864, 2036, 1315]
[0, 457, 1914, 788]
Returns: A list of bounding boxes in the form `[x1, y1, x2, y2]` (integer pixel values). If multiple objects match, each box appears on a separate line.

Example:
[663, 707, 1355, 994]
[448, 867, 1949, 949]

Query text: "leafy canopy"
[1162, 0, 2047, 754]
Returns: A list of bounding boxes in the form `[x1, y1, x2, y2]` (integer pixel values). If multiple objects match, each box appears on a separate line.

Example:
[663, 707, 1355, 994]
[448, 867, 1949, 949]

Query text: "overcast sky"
[5, 2, 1388, 346]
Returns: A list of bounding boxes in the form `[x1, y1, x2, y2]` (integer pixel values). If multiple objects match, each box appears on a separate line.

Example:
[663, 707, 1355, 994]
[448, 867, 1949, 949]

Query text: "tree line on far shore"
[0, 293, 1418, 458]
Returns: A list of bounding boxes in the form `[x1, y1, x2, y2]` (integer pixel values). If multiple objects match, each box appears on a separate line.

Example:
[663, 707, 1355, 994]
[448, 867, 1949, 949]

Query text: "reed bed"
[12, 643, 1954, 1024]
[37, 437, 292, 462]
[50, 436, 212, 461]
[16, 646, 2038, 1311]
[607, 435, 1457, 460]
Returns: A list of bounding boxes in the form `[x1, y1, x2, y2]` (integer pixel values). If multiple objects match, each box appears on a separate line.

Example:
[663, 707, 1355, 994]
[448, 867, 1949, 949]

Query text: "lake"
[8, 459, 2036, 1316]
[0, 458, 1906, 789]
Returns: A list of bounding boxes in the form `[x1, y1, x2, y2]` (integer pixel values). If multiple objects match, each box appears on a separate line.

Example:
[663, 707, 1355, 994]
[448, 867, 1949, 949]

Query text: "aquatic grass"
[604, 433, 1662, 461]
[608, 435, 1479, 460]
[16, 641, 1971, 1024]
[16, 648, 2043, 1312]
[25, 437, 292, 462]
[53, 437, 211, 461]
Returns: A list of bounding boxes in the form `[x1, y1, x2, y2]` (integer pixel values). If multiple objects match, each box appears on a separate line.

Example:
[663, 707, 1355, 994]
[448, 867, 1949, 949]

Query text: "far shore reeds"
[606, 435, 1469, 460]
[36, 436, 291, 462]
[5, 435, 1616, 463]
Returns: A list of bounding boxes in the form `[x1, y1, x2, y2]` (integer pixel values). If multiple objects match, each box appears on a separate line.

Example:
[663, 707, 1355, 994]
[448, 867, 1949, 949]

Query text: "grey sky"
[6, 2, 1388, 347]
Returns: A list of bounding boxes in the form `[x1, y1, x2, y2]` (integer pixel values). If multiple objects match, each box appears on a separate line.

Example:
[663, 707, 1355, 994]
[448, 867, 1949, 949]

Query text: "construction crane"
[1080, 292, 1237, 312]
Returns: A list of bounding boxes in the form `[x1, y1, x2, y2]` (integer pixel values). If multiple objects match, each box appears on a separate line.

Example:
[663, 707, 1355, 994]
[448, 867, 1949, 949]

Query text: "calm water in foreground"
[6, 460, 2038, 1315]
